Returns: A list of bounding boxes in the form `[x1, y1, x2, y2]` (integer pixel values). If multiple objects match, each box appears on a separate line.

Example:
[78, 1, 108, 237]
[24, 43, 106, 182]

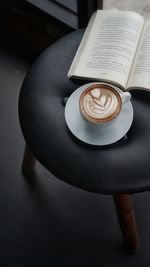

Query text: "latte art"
[80, 85, 122, 123]
[83, 88, 119, 119]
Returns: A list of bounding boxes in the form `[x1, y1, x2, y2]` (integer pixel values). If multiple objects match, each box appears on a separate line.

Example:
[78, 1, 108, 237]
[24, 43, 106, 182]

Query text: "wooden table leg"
[113, 194, 140, 253]
[22, 144, 36, 176]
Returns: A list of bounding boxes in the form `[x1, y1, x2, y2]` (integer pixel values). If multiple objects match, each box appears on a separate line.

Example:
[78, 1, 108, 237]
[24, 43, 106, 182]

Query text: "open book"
[68, 9, 150, 91]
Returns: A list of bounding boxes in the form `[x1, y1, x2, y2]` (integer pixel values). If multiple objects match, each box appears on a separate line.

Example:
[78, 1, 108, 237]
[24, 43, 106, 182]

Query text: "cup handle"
[120, 92, 131, 105]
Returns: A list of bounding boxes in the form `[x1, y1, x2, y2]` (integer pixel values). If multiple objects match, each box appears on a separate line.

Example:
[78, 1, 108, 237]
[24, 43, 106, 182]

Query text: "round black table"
[18, 30, 150, 253]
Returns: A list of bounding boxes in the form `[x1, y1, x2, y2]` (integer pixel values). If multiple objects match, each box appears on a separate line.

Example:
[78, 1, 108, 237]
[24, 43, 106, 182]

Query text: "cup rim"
[79, 83, 122, 124]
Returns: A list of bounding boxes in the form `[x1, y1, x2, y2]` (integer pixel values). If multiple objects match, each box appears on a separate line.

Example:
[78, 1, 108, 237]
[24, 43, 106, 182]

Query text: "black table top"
[19, 29, 150, 194]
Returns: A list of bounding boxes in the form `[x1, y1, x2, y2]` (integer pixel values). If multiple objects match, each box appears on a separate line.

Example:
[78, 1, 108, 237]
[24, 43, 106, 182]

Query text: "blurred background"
[0, 0, 150, 57]
[104, 0, 150, 19]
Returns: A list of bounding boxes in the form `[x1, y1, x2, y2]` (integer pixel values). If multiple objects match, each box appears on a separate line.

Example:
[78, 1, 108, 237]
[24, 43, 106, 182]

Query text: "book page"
[127, 21, 150, 90]
[69, 10, 144, 88]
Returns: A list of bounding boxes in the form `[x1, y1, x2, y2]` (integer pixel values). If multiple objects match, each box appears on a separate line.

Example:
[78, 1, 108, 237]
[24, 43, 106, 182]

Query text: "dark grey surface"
[1, 44, 150, 266]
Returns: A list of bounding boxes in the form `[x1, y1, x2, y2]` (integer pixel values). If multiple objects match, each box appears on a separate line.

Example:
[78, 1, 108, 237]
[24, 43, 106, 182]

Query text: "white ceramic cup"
[79, 84, 131, 127]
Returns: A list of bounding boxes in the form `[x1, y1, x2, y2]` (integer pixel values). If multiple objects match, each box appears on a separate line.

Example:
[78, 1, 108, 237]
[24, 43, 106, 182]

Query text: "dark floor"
[1, 42, 150, 267]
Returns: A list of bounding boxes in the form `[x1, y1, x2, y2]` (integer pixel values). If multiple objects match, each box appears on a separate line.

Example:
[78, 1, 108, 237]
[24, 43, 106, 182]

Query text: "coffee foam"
[80, 85, 121, 123]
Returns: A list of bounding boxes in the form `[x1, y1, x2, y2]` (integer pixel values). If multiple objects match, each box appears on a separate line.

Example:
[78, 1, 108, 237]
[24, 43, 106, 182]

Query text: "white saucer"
[65, 82, 133, 146]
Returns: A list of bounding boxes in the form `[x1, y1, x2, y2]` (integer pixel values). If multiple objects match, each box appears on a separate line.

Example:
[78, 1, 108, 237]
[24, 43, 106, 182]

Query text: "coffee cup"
[79, 84, 131, 126]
